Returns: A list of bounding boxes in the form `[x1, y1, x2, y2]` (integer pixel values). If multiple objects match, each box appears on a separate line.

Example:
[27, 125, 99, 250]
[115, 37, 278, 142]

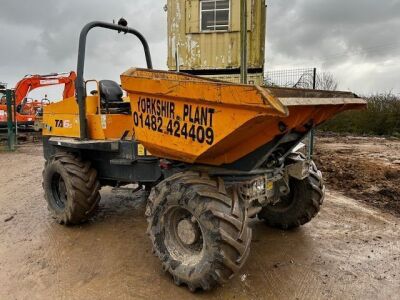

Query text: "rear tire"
[146, 172, 251, 292]
[258, 159, 325, 230]
[43, 152, 101, 225]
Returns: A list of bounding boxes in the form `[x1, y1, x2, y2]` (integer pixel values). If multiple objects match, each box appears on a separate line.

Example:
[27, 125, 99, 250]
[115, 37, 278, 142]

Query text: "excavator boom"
[14, 72, 76, 106]
[0, 72, 76, 128]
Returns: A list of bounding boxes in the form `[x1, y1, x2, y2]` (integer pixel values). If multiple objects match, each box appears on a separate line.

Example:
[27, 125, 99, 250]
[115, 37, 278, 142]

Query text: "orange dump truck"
[41, 21, 366, 292]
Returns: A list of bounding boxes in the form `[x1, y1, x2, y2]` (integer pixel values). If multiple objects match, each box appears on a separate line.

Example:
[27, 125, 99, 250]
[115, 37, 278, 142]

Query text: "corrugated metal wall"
[167, 0, 266, 72]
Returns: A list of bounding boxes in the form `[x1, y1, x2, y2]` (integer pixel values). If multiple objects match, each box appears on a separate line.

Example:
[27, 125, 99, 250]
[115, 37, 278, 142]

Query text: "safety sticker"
[101, 115, 107, 129]
[137, 144, 151, 156]
[137, 144, 145, 156]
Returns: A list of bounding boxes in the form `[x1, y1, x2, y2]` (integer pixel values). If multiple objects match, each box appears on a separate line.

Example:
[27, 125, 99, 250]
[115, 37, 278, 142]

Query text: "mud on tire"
[259, 156, 325, 230]
[43, 152, 101, 225]
[146, 172, 252, 292]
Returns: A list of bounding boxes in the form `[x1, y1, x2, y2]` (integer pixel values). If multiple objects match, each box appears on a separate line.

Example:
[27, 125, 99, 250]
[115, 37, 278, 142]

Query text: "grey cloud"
[0, 0, 168, 86]
[267, 0, 400, 93]
[268, 0, 400, 60]
[0, 0, 399, 95]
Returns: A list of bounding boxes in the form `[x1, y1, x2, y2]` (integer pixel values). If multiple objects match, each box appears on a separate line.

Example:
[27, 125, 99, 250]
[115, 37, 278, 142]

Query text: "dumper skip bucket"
[121, 68, 366, 166]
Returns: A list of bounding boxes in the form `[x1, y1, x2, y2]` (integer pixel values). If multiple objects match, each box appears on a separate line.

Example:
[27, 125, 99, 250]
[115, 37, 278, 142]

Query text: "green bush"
[320, 93, 400, 136]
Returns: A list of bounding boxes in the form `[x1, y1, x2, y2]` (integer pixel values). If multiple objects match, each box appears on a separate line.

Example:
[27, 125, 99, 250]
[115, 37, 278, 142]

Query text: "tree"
[294, 71, 338, 91]
[316, 72, 338, 91]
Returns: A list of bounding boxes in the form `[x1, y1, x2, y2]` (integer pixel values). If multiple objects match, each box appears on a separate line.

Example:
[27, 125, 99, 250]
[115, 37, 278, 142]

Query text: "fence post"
[240, 0, 248, 84]
[6, 89, 15, 151]
[307, 68, 317, 159]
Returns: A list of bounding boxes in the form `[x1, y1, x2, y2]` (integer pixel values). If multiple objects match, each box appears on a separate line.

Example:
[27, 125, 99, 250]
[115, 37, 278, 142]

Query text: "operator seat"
[98, 80, 131, 114]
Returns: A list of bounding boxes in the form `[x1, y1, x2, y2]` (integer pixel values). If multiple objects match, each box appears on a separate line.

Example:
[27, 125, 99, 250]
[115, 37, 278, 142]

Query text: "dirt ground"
[1, 144, 399, 299]
[314, 134, 400, 217]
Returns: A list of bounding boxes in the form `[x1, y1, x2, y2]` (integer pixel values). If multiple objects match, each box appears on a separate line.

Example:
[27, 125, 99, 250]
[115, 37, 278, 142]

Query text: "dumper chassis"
[43, 136, 322, 290]
[41, 21, 365, 292]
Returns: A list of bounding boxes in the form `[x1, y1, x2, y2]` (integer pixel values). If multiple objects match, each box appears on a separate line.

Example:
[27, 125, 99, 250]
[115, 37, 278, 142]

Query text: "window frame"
[200, 0, 231, 32]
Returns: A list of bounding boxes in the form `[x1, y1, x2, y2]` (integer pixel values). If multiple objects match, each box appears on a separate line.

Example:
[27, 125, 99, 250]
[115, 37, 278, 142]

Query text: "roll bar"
[76, 21, 153, 139]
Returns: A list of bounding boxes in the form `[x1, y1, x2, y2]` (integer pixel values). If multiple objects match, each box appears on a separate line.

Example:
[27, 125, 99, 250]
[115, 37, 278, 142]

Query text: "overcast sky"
[0, 0, 399, 99]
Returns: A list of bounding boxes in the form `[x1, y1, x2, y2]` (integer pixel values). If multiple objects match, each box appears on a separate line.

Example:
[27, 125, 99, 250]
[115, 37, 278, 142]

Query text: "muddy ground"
[314, 134, 400, 217]
[0, 142, 399, 299]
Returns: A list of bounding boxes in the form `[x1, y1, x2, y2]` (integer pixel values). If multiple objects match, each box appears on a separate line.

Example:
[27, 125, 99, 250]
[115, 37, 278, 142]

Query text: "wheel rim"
[163, 207, 204, 266]
[267, 179, 298, 212]
[50, 173, 67, 210]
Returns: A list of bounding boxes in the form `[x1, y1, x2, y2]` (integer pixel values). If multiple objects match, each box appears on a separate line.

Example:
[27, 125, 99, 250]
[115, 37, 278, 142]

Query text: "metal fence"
[265, 68, 317, 89]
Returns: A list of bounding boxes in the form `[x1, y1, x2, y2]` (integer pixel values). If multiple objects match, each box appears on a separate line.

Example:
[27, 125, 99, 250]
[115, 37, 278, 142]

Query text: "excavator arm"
[14, 71, 77, 106]
[0, 72, 77, 128]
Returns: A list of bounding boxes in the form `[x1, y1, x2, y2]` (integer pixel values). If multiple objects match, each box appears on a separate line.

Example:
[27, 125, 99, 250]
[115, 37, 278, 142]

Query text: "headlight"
[253, 179, 266, 196]
[238, 176, 272, 202]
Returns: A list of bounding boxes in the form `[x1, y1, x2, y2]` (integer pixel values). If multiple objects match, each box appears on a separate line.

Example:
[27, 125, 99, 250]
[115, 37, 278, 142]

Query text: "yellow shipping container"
[167, 0, 266, 84]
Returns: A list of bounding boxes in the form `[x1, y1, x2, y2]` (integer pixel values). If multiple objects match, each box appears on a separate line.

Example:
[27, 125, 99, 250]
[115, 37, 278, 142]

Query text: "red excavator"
[0, 72, 76, 129]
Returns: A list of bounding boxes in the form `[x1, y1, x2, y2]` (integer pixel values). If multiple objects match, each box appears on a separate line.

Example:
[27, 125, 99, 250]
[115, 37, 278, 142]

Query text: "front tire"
[146, 172, 251, 292]
[43, 152, 101, 225]
[259, 159, 325, 230]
